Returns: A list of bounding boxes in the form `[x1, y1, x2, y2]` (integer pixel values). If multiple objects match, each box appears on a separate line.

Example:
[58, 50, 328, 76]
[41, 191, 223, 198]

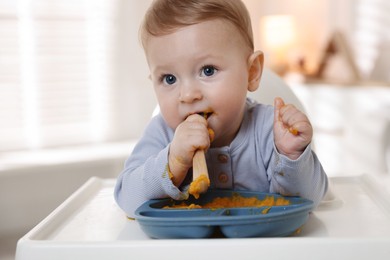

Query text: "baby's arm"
[114, 114, 211, 217]
[273, 97, 313, 160]
[168, 114, 211, 187]
[266, 99, 327, 206]
[114, 115, 189, 217]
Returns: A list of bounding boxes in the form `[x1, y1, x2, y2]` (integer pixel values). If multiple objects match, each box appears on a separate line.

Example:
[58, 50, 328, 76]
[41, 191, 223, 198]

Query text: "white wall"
[112, 0, 155, 140]
[243, 0, 390, 80]
[243, 0, 355, 72]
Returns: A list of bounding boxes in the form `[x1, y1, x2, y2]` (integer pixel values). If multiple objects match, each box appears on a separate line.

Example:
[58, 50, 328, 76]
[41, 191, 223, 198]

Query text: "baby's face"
[145, 19, 252, 147]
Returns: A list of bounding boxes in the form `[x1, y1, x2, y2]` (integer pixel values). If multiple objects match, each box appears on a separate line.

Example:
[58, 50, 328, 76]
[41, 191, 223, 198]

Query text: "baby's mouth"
[197, 112, 213, 120]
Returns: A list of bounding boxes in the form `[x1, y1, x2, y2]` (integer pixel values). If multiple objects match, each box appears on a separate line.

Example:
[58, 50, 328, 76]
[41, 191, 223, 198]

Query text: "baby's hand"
[273, 97, 313, 160]
[168, 114, 211, 186]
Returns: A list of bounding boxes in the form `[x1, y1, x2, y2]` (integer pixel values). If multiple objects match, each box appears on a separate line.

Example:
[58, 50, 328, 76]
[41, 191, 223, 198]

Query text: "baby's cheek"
[162, 112, 181, 130]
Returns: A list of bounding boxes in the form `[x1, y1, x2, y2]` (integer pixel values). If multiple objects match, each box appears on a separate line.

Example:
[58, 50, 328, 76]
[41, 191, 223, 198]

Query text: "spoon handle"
[193, 150, 208, 178]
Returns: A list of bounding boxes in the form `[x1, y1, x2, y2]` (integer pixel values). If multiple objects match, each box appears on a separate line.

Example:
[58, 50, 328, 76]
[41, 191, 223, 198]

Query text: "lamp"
[260, 15, 296, 75]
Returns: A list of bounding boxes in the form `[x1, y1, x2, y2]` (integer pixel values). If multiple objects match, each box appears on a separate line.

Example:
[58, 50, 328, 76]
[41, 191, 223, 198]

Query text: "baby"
[114, 0, 328, 218]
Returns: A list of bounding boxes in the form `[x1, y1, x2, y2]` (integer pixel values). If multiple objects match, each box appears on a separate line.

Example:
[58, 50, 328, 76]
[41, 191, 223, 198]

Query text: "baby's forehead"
[143, 19, 250, 52]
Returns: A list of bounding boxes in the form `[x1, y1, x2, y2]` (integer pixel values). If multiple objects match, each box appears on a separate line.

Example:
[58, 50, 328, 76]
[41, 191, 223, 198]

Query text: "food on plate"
[165, 193, 291, 210]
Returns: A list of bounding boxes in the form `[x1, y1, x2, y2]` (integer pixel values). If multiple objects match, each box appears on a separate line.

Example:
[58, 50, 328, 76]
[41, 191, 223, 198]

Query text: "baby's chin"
[160, 114, 182, 130]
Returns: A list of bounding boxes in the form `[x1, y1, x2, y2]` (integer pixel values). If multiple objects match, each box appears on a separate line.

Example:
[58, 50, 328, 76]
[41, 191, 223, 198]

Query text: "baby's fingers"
[273, 97, 285, 124]
[186, 113, 207, 125]
[274, 97, 302, 135]
[280, 105, 302, 133]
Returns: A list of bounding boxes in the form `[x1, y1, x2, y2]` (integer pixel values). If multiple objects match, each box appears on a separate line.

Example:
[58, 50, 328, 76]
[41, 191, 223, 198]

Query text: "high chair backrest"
[248, 68, 305, 112]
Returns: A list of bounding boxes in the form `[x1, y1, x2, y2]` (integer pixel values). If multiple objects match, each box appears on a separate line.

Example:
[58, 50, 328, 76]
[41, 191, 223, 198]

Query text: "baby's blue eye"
[201, 66, 216, 77]
[163, 74, 176, 85]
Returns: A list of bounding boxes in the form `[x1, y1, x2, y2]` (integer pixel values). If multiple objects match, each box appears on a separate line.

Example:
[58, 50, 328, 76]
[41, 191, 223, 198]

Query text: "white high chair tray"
[16, 175, 390, 260]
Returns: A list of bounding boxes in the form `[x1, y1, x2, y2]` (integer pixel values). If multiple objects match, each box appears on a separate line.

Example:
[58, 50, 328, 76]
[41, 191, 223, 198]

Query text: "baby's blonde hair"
[140, 0, 254, 51]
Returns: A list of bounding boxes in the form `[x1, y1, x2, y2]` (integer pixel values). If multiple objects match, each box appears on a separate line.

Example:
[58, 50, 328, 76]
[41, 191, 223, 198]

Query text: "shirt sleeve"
[269, 143, 328, 208]
[257, 104, 328, 208]
[114, 115, 188, 218]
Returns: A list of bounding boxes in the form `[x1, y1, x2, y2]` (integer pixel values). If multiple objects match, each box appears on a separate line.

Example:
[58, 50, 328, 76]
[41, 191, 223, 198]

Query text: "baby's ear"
[247, 51, 264, 92]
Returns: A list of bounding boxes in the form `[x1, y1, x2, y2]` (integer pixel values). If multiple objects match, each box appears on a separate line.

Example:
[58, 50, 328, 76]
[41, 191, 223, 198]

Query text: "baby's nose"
[179, 82, 203, 103]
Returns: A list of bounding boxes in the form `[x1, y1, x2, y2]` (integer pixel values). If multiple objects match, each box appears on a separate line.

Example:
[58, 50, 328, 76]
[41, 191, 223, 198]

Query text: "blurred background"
[0, 0, 389, 259]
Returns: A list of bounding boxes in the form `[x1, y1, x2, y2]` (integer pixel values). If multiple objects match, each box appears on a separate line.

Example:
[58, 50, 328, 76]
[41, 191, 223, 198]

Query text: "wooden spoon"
[189, 149, 210, 199]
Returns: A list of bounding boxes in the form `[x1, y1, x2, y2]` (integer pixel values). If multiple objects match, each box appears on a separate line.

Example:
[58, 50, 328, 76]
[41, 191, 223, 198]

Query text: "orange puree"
[188, 174, 210, 199]
[208, 128, 215, 142]
[288, 127, 299, 135]
[202, 194, 290, 208]
[165, 193, 290, 210]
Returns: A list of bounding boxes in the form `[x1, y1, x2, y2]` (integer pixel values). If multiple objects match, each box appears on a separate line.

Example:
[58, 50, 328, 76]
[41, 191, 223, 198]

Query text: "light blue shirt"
[114, 99, 328, 217]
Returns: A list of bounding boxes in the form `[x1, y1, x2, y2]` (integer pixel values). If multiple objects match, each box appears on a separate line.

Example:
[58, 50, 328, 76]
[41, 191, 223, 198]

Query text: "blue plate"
[135, 190, 313, 239]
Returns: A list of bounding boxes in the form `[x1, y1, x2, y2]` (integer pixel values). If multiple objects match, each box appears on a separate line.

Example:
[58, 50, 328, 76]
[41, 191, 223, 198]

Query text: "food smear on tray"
[164, 193, 291, 209]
